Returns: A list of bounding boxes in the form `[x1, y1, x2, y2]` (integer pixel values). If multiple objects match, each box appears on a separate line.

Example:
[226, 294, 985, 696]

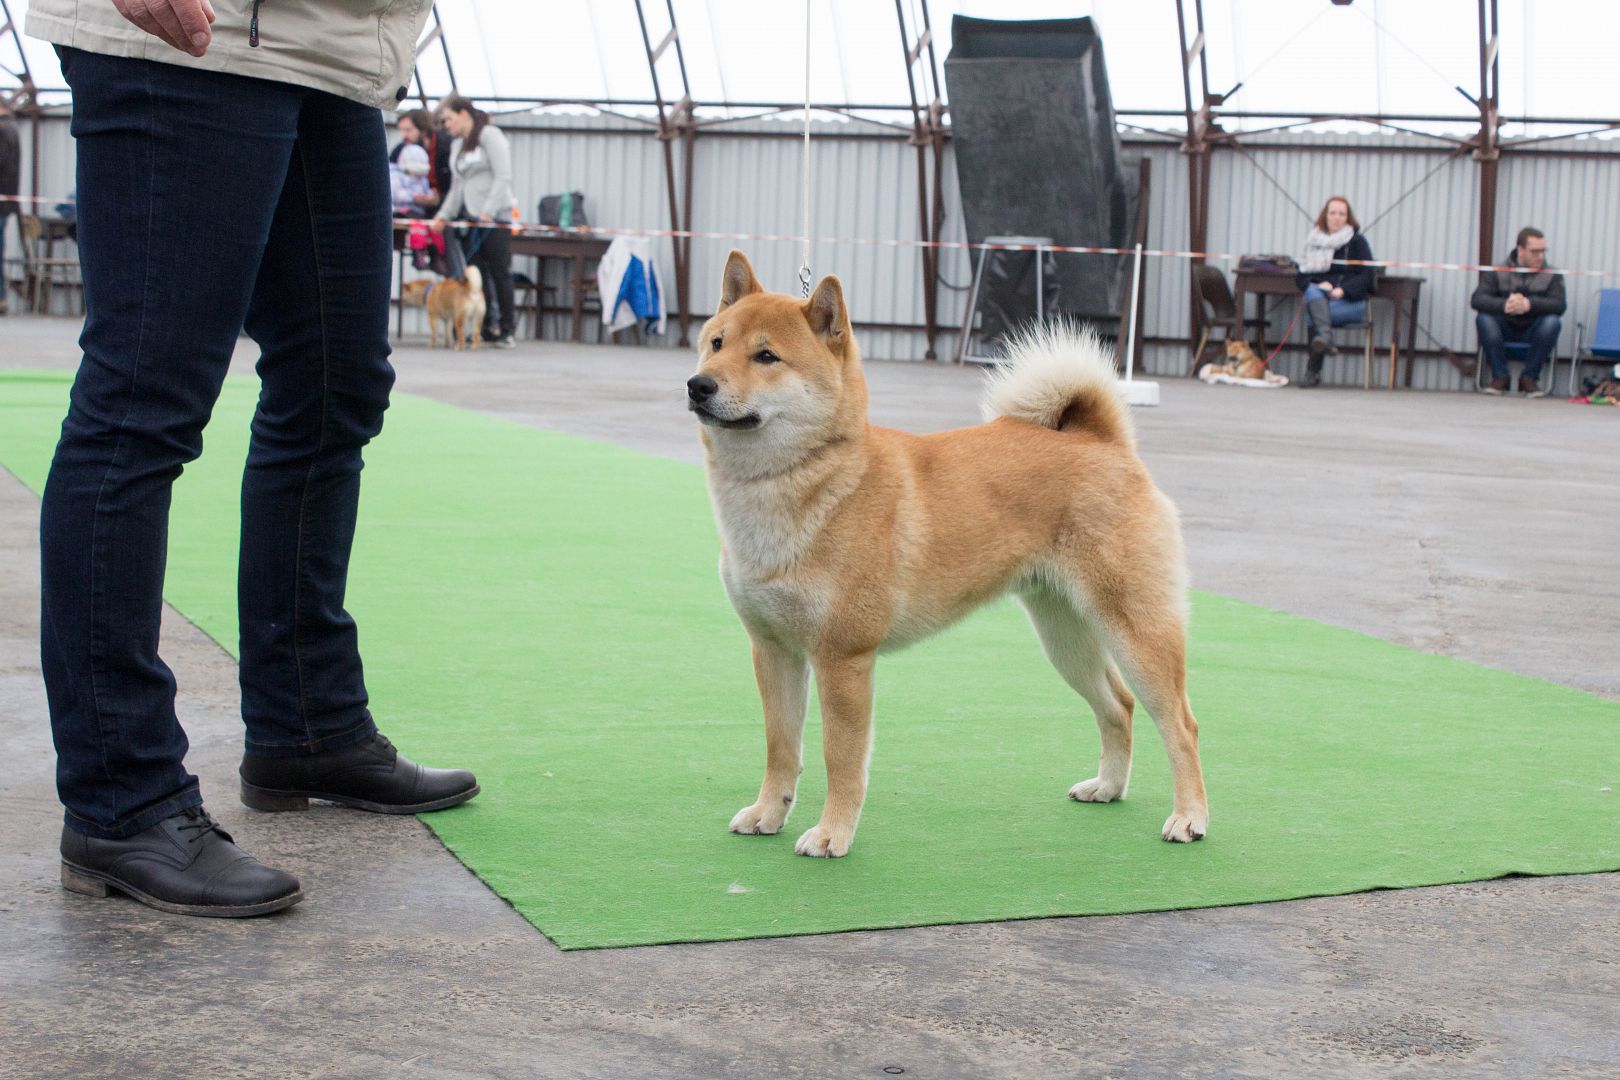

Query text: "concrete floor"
[2, 314, 1617, 1078]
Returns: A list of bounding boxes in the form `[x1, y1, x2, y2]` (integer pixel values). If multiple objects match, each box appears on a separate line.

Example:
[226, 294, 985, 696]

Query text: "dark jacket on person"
[1470, 251, 1566, 329]
[1295, 230, 1376, 301]
[0, 113, 20, 217]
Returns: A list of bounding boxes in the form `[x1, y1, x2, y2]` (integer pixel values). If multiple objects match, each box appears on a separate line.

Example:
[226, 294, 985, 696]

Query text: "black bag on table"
[538, 192, 588, 229]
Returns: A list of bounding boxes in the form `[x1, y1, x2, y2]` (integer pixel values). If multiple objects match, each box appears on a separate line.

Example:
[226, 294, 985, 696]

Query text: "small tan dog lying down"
[1201, 338, 1268, 380]
[686, 251, 1209, 858]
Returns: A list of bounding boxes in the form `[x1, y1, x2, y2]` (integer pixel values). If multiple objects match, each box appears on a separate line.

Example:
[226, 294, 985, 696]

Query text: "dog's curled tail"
[980, 322, 1134, 447]
[463, 264, 484, 293]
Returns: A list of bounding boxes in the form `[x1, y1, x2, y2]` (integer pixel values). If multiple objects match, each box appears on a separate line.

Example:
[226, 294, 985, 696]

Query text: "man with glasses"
[1473, 227, 1565, 398]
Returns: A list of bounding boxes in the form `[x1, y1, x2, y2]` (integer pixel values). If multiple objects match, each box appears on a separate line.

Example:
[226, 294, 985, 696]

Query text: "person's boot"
[1300, 337, 1327, 388]
[1483, 376, 1510, 396]
[60, 807, 303, 918]
[1519, 375, 1546, 399]
[240, 732, 479, 814]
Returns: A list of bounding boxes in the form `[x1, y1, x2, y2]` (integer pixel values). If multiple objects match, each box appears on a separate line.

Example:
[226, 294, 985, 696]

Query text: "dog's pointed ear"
[717, 250, 763, 312]
[806, 274, 849, 344]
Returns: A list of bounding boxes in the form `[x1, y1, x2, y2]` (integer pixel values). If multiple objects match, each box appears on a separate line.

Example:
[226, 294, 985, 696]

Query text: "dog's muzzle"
[687, 375, 761, 430]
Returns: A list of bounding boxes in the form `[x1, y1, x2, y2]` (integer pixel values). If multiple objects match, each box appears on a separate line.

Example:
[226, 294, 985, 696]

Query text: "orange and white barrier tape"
[401, 216, 1619, 280]
[10, 193, 1612, 279]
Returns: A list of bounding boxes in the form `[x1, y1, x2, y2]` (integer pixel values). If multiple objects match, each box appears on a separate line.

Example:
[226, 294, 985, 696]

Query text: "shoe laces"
[175, 808, 227, 845]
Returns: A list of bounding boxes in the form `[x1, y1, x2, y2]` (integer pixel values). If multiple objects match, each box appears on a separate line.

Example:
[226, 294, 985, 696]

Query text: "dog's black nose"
[687, 375, 718, 403]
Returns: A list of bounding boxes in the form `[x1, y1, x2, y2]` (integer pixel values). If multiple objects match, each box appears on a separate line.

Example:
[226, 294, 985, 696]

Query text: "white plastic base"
[1116, 379, 1160, 407]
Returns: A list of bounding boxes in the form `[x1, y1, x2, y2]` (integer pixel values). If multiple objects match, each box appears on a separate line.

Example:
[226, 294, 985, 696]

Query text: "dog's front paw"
[1069, 777, 1124, 803]
[1161, 811, 1208, 843]
[729, 800, 790, 836]
[793, 823, 853, 858]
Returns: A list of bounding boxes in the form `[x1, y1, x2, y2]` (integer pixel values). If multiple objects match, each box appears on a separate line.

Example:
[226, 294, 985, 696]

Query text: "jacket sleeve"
[1471, 271, 1505, 314]
[475, 128, 514, 220]
[1529, 273, 1567, 317]
[1338, 234, 1376, 302]
[435, 138, 465, 221]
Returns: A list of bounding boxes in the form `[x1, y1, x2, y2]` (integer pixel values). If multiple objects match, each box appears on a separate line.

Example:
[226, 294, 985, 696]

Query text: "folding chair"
[1570, 288, 1620, 396]
[19, 214, 82, 315]
[1189, 265, 1268, 375]
[1327, 315, 1377, 389]
[1475, 340, 1534, 392]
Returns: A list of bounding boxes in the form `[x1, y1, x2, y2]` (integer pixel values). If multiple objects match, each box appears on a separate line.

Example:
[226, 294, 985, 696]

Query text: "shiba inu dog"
[687, 251, 1209, 858]
[1200, 338, 1268, 380]
[402, 265, 485, 350]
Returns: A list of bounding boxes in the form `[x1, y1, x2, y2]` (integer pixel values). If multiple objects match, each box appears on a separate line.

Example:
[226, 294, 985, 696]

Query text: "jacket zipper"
[249, 0, 263, 47]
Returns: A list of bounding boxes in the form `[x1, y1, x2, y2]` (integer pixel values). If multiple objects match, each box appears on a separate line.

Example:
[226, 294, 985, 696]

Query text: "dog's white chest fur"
[709, 473, 837, 643]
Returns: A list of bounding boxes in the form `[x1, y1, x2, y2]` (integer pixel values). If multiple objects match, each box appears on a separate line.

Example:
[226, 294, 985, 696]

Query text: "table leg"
[1388, 299, 1401, 389]
[570, 255, 585, 342]
[531, 255, 544, 340]
[1404, 294, 1420, 388]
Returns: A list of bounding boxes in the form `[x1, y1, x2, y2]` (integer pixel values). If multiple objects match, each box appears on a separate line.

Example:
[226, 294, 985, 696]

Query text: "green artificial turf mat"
[3, 370, 1617, 949]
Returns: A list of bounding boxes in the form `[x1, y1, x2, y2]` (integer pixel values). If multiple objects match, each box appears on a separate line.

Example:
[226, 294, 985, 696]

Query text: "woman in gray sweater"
[432, 95, 518, 347]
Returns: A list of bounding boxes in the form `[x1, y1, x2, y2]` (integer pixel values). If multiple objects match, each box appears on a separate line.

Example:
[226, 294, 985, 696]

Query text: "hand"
[476, 214, 494, 224]
[412, 193, 440, 207]
[1505, 292, 1529, 316]
[112, 0, 215, 57]
[429, 218, 446, 234]
[1329, 287, 1345, 300]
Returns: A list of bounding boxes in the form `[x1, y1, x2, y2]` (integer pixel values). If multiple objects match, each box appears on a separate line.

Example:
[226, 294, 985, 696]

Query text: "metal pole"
[1175, 0, 1204, 356]
[1125, 242, 1144, 384]
[1475, 0, 1499, 269]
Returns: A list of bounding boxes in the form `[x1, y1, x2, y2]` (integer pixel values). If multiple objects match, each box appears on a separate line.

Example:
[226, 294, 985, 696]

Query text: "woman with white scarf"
[1293, 196, 1376, 387]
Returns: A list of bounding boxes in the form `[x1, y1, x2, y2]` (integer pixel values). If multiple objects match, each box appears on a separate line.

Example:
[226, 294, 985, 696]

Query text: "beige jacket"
[26, 0, 432, 111]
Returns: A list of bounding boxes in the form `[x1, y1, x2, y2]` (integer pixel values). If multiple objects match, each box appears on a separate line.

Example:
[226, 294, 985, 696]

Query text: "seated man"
[1472, 227, 1565, 398]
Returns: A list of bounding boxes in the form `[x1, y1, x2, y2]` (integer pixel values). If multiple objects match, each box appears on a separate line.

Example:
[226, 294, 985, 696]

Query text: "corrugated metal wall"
[12, 109, 1619, 390]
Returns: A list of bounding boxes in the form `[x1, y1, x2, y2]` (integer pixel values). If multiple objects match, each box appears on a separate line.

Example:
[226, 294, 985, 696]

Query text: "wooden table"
[1233, 270, 1425, 388]
[510, 232, 611, 342]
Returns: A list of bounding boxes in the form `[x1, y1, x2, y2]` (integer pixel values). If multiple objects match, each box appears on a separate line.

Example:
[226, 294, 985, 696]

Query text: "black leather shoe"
[240, 732, 479, 814]
[60, 807, 303, 918]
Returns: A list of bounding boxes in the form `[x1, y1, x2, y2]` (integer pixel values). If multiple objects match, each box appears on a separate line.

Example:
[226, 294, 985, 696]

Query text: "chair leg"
[1190, 328, 1209, 376]
[1364, 326, 1373, 390]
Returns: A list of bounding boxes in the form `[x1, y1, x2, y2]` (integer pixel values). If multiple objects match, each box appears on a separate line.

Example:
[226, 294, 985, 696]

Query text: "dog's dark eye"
[754, 350, 780, 365]
[710, 337, 723, 351]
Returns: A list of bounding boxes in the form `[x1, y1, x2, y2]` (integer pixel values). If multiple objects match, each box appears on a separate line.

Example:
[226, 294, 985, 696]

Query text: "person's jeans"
[468, 224, 515, 338]
[1303, 284, 1367, 341]
[1476, 312, 1562, 381]
[42, 48, 394, 839]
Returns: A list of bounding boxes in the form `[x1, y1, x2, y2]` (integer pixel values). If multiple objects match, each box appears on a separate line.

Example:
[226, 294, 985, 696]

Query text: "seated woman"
[1294, 195, 1375, 387]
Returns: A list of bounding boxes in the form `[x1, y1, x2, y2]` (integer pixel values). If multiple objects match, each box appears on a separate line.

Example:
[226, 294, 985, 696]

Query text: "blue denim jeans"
[1302, 284, 1367, 340]
[1476, 312, 1562, 380]
[42, 49, 394, 838]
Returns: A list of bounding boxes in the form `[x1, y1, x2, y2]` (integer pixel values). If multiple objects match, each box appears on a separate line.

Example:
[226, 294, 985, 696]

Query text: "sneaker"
[1519, 376, 1547, 399]
[493, 335, 516, 350]
[1482, 377, 1509, 396]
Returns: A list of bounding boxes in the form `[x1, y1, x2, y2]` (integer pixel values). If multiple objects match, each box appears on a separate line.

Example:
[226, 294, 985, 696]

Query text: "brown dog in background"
[1200, 338, 1268, 380]
[402, 265, 485, 350]
[687, 250, 1209, 858]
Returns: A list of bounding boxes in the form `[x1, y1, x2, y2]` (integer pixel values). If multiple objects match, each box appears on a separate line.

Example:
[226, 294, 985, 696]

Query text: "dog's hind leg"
[730, 638, 810, 837]
[1086, 597, 1209, 843]
[1019, 588, 1135, 804]
[795, 650, 875, 858]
